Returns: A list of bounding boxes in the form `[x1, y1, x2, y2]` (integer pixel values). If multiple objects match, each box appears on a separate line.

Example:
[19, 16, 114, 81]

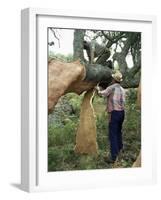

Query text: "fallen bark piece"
[74, 89, 98, 154]
[132, 152, 141, 167]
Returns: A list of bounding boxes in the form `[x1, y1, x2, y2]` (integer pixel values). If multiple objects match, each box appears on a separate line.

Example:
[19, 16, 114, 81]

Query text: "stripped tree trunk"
[48, 59, 86, 113]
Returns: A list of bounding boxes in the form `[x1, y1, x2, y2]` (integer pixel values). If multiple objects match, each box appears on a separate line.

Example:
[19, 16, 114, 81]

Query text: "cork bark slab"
[74, 89, 98, 154]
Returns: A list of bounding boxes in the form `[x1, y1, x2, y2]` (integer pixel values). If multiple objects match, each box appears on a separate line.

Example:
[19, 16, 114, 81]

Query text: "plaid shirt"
[99, 83, 125, 113]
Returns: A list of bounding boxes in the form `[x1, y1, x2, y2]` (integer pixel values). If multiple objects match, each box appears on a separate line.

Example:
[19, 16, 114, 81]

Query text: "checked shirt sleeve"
[98, 85, 114, 97]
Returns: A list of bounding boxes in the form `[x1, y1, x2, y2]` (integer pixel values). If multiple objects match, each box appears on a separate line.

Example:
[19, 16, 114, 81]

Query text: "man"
[96, 70, 125, 164]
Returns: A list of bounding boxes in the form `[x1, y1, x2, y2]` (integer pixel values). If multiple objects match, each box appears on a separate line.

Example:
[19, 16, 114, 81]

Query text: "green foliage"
[48, 119, 77, 148]
[49, 51, 73, 62]
[126, 88, 137, 104]
[96, 113, 108, 150]
[79, 156, 97, 170]
[48, 89, 141, 171]
[65, 93, 84, 116]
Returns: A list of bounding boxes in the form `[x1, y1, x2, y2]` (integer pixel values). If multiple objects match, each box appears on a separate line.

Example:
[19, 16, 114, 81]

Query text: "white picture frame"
[21, 8, 157, 192]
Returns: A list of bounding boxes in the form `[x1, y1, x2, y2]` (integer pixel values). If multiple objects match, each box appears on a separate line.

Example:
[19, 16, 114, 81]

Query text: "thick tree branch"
[112, 33, 140, 74]
[96, 48, 111, 65]
[73, 30, 85, 61]
[84, 63, 112, 83]
[121, 67, 141, 88]
[102, 31, 126, 48]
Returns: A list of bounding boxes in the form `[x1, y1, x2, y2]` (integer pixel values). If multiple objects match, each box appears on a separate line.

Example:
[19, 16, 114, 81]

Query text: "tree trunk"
[73, 29, 85, 61]
[48, 59, 86, 113]
[137, 82, 141, 108]
[133, 81, 141, 167]
[48, 59, 113, 112]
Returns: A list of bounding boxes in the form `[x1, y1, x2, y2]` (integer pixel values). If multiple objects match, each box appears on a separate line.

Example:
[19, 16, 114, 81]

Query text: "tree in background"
[73, 29, 141, 89]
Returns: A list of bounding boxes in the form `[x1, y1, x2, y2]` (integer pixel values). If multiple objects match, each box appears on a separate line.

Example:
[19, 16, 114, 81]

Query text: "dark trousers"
[109, 110, 125, 161]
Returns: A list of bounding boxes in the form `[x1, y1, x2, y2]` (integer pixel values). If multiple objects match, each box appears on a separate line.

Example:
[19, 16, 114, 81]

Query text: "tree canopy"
[73, 29, 141, 88]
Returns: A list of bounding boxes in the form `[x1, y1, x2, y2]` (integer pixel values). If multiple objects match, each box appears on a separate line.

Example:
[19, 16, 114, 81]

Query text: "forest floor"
[48, 90, 141, 171]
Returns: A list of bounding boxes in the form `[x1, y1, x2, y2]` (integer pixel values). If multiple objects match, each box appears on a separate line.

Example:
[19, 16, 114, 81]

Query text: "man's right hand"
[95, 85, 100, 92]
[95, 83, 101, 92]
[95, 86, 102, 97]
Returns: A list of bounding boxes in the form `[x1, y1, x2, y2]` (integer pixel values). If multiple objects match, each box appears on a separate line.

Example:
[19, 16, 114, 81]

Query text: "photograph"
[47, 27, 141, 172]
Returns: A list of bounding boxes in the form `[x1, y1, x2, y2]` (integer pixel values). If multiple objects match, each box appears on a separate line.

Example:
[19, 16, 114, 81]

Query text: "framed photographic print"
[21, 8, 157, 192]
